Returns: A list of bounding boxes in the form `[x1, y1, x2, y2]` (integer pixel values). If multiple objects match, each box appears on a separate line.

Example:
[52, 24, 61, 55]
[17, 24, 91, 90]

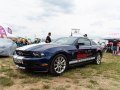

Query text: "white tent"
[102, 33, 120, 40]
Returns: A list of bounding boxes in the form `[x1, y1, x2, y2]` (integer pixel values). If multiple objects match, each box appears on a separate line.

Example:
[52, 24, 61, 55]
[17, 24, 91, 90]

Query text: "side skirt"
[69, 57, 95, 65]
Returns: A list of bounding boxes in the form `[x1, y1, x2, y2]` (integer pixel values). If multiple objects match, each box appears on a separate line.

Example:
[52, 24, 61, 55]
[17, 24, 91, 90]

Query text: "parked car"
[13, 37, 103, 75]
[91, 39, 108, 52]
[0, 38, 17, 56]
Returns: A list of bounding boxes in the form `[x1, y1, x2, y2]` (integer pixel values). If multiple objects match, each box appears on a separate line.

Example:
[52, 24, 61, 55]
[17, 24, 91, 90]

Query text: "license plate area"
[14, 56, 23, 64]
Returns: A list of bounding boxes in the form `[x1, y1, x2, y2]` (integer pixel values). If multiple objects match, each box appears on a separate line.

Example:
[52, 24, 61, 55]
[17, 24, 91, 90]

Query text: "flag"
[0, 25, 7, 38]
[7, 27, 12, 34]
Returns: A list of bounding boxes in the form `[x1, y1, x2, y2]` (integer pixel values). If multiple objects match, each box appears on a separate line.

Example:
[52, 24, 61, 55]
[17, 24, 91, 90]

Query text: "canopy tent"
[102, 33, 120, 40]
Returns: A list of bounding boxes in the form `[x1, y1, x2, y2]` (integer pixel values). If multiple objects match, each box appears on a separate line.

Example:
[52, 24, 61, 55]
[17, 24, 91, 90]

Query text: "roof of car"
[69, 36, 88, 39]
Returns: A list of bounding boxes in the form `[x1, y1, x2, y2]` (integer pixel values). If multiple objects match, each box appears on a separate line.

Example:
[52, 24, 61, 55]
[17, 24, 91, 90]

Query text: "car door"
[90, 40, 98, 58]
[76, 38, 93, 60]
[69, 38, 95, 65]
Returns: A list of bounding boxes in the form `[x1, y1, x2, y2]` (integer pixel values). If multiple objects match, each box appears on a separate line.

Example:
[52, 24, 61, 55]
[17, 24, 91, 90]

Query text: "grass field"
[0, 53, 120, 90]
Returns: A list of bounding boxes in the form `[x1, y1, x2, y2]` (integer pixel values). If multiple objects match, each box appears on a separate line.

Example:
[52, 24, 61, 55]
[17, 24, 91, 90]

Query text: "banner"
[0, 25, 7, 38]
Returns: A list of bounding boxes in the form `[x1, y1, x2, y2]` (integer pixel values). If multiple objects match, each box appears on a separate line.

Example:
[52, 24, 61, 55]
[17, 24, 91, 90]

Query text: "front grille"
[16, 50, 33, 57]
[15, 60, 42, 68]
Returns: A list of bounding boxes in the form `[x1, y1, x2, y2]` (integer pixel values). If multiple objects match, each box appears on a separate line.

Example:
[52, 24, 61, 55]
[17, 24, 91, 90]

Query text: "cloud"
[0, 0, 120, 39]
[42, 0, 73, 13]
[90, 21, 103, 27]
[26, 0, 73, 21]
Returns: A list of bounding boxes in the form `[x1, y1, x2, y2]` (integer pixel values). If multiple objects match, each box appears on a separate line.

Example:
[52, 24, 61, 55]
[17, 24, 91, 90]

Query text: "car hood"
[16, 43, 71, 52]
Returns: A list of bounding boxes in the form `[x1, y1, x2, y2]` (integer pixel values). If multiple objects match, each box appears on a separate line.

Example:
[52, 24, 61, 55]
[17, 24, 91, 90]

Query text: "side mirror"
[76, 43, 84, 49]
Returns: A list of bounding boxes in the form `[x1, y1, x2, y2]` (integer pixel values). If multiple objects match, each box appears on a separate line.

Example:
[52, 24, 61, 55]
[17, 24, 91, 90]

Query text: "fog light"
[41, 64, 48, 67]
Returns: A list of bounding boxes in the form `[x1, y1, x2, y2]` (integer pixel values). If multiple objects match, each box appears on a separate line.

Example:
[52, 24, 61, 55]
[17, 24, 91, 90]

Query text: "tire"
[49, 54, 68, 75]
[94, 53, 101, 65]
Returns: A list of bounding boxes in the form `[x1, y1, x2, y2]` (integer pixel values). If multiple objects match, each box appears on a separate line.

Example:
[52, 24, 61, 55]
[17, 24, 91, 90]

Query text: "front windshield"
[52, 37, 77, 45]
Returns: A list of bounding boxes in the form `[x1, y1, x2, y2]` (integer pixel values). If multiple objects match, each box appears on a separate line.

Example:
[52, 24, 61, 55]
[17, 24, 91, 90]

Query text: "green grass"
[65, 85, 71, 88]
[63, 53, 120, 80]
[73, 79, 79, 84]
[0, 66, 12, 73]
[54, 86, 66, 90]
[86, 85, 93, 89]
[5, 70, 28, 79]
[0, 53, 120, 90]
[31, 88, 40, 90]
[42, 80, 50, 83]
[89, 80, 98, 85]
[42, 84, 50, 89]
[0, 77, 14, 86]
[22, 78, 41, 84]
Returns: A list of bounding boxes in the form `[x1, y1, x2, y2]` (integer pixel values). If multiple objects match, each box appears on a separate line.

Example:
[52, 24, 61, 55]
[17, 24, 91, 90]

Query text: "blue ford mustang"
[13, 37, 103, 75]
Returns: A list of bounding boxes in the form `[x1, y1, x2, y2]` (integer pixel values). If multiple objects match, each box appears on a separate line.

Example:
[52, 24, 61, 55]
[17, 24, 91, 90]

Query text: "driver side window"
[78, 38, 91, 46]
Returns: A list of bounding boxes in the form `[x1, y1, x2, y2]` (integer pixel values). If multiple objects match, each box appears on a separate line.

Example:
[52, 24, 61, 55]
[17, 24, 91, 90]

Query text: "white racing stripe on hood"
[16, 43, 45, 50]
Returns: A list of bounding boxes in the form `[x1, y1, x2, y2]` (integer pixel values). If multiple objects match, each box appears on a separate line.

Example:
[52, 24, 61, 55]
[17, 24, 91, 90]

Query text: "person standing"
[112, 39, 118, 55]
[83, 34, 87, 38]
[117, 40, 120, 54]
[45, 32, 51, 43]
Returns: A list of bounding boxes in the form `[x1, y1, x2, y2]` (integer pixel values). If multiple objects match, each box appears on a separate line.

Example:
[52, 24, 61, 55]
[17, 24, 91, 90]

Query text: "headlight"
[33, 52, 45, 57]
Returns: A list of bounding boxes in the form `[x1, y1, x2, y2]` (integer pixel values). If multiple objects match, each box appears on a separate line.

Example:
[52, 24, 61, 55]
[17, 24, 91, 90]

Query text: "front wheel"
[49, 54, 67, 75]
[94, 53, 102, 65]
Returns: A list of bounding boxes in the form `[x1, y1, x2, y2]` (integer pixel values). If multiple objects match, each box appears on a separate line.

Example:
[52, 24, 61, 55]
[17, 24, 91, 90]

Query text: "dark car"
[13, 37, 103, 75]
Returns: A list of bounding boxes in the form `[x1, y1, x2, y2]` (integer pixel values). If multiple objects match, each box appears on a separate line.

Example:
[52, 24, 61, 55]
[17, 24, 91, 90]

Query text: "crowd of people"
[10, 37, 41, 47]
[106, 39, 120, 55]
[10, 32, 51, 48]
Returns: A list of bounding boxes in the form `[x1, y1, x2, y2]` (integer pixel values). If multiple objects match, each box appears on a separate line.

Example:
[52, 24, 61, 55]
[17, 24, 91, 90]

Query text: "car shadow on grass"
[15, 64, 90, 81]
[0, 56, 9, 58]
[18, 69, 54, 79]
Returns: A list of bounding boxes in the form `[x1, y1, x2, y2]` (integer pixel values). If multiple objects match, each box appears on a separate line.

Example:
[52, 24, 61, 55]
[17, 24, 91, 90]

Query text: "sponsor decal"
[77, 53, 92, 59]
[69, 57, 95, 64]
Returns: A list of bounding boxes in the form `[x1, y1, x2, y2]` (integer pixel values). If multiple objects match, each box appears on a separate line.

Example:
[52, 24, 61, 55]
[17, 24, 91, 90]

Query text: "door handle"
[88, 50, 91, 52]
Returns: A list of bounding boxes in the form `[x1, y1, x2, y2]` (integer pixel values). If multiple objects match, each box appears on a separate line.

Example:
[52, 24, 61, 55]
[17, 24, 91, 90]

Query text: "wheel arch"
[51, 51, 70, 61]
[97, 50, 103, 58]
[48, 51, 70, 75]
[49, 51, 71, 67]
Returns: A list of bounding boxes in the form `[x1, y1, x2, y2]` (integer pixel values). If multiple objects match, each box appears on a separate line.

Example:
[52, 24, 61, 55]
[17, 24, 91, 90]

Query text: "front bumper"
[13, 55, 50, 72]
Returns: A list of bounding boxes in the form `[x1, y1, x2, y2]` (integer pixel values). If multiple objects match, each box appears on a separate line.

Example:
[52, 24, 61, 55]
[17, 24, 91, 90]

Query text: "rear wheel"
[49, 54, 67, 75]
[94, 53, 101, 65]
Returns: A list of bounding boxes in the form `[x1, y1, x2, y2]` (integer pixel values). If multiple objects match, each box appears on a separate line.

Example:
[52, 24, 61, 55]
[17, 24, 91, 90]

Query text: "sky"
[0, 0, 120, 39]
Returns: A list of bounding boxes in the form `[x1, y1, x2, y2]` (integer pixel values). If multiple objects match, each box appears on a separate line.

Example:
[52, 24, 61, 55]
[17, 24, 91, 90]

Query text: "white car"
[0, 38, 17, 56]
